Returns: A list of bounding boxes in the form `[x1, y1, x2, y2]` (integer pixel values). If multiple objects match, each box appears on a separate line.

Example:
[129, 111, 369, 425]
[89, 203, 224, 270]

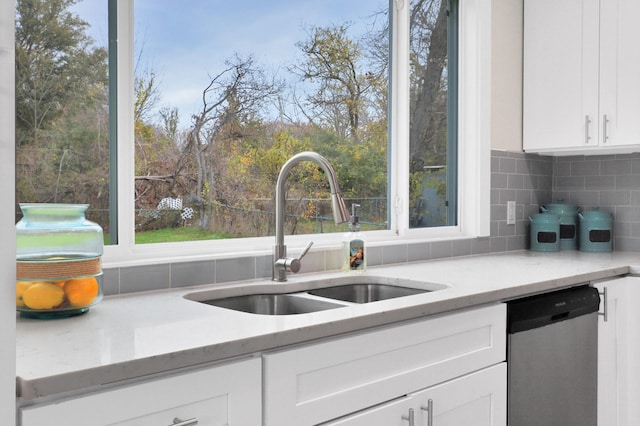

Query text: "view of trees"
[15, 0, 451, 241]
[15, 0, 110, 228]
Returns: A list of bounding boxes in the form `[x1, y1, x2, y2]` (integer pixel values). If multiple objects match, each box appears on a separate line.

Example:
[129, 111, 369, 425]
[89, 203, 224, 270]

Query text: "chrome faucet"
[273, 152, 350, 282]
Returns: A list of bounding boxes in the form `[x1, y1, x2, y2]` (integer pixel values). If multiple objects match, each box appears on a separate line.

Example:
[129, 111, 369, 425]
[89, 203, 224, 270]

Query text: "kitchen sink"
[186, 276, 447, 315]
[200, 293, 344, 315]
[307, 283, 428, 303]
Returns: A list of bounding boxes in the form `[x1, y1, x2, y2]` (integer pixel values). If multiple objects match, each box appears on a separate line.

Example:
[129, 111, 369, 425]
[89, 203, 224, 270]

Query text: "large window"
[16, 0, 491, 265]
[131, 0, 391, 242]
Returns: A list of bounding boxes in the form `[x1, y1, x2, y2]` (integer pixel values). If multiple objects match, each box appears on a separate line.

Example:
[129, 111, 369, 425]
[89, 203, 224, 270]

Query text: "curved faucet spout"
[273, 151, 350, 282]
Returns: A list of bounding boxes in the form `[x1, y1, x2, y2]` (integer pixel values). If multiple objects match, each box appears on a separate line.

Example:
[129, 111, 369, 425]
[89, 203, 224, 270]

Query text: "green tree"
[15, 0, 107, 145]
[15, 0, 110, 229]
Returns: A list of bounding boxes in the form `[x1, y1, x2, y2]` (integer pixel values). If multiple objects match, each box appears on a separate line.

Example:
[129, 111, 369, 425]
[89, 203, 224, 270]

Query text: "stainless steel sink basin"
[186, 275, 447, 315]
[200, 293, 344, 315]
[308, 283, 428, 303]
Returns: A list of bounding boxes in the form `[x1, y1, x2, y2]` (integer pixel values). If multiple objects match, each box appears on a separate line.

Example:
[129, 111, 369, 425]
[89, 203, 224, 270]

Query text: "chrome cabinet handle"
[599, 286, 608, 322]
[401, 408, 415, 426]
[421, 399, 434, 426]
[170, 418, 198, 426]
[603, 114, 609, 143]
[585, 115, 591, 144]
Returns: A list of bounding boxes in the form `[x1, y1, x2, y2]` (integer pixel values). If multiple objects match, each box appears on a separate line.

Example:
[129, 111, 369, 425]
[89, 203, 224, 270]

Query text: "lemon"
[16, 281, 36, 308]
[22, 282, 65, 310]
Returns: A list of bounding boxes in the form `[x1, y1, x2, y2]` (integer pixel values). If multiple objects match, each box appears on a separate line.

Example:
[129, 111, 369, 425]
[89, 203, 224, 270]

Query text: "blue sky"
[73, 0, 388, 130]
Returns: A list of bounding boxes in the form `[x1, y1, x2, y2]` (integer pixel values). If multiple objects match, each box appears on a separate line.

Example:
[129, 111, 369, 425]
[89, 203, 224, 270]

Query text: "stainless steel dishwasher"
[507, 285, 600, 426]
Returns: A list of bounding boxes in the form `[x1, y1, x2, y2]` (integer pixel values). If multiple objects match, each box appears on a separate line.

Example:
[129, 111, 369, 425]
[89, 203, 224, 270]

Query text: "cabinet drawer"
[264, 303, 506, 426]
[20, 357, 261, 426]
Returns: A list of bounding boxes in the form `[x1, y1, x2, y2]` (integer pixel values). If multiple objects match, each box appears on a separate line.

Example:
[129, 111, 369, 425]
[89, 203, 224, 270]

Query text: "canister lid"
[541, 199, 580, 216]
[579, 207, 612, 221]
[529, 212, 561, 224]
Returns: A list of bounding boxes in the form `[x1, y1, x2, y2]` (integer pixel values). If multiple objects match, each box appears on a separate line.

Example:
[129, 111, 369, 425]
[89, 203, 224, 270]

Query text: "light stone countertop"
[16, 250, 640, 401]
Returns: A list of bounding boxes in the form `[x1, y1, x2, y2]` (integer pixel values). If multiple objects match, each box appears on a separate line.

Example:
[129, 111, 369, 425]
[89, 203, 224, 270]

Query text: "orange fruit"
[64, 277, 99, 307]
[22, 282, 65, 310]
[16, 281, 37, 307]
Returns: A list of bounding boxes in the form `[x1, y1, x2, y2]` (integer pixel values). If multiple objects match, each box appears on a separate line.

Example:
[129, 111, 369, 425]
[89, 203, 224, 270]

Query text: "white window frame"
[103, 0, 491, 268]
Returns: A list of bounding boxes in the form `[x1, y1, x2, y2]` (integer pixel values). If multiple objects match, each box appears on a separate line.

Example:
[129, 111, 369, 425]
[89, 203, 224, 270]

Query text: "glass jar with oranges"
[16, 204, 104, 318]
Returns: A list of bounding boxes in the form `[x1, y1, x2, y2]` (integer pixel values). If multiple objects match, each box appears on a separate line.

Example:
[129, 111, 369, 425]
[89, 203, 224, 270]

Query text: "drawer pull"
[171, 418, 198, 426]
[421, 399, 434, 426]
[401, 408, 414, 426]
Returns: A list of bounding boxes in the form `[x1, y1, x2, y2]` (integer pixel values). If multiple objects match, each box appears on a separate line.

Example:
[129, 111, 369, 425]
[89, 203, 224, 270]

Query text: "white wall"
[491, 0, 524, 152]
[0, 0, 16, 423]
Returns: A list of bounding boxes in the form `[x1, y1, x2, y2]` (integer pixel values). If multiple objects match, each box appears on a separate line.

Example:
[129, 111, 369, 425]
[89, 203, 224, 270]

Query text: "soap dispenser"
[343, 204, 366, 272]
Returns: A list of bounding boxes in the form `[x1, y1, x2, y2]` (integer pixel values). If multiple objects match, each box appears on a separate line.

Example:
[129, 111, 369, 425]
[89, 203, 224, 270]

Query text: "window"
[131, 0, 390, 242]
[14, 0, 112, 239]
[409, 0, 458, 229]
[16, 0, 490, 266]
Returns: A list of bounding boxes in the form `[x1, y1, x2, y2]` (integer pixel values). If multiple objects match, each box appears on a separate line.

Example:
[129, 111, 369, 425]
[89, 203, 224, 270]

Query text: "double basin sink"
[185, 276, 447, 315]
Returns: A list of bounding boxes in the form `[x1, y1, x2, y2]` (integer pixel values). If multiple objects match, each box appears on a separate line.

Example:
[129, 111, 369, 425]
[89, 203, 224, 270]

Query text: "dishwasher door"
[507, 285, 600, 426]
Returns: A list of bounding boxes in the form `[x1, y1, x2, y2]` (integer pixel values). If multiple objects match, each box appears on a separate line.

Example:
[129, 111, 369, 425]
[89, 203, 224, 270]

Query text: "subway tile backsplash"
[104, 150, 639, 295]
[553, 152, 640, 253]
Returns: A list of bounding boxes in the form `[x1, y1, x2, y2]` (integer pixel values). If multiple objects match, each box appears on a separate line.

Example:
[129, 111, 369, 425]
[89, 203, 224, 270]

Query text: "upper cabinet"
[523, 0, 640, 155]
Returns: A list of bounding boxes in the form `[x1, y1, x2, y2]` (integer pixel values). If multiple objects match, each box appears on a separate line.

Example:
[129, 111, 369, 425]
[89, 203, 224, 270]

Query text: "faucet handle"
[276, 241, 314, 274]
[297, 241, 314, 260]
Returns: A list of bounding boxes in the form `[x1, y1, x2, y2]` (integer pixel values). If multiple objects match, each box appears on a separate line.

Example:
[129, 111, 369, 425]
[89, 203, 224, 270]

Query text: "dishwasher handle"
[598, 286, 608, 322]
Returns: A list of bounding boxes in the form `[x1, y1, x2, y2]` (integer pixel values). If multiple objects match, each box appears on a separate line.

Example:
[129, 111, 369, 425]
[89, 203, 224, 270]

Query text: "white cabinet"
[523, 0, 640, 155]
[596, 276, 640, 426]
[19, 357, 261, 426]
[322, 395, 415, 426]
[263, 304, 506, 426]
[324, 363, 506, 426]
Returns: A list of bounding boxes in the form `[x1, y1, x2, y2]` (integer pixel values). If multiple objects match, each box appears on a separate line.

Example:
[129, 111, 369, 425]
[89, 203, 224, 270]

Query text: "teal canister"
[540, 200, 581, 250]
[529, 213, 561, 252]
[578, 207, 613, 252]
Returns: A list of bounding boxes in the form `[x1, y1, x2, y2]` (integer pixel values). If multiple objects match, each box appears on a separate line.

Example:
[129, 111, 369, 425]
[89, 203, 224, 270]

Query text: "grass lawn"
[135, 227, 233, 244]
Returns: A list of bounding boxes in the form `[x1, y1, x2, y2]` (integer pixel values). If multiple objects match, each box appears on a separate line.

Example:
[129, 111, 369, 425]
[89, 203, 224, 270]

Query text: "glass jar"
[16, 204, 104, 318]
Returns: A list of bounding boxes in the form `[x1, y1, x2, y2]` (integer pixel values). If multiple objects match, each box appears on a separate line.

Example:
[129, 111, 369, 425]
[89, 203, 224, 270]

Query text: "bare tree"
[184, 55, 281, 230]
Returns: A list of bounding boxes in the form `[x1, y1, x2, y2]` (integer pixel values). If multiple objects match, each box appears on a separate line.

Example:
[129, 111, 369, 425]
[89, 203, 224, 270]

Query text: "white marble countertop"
[16, 250, 640, 401]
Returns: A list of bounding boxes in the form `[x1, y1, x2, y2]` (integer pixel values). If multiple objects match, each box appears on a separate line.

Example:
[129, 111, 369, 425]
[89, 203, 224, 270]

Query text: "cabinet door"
[321, 397, 415, 426]
[596, 278, 630, 426]
[323, 363, 507, 426]
[411, 363, 506, 426]
[20, 357, 261, 426]
[599, 0, 640, 148]
[523, 0, 599, 152]
[626, 279, 640, 424]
